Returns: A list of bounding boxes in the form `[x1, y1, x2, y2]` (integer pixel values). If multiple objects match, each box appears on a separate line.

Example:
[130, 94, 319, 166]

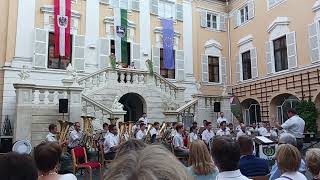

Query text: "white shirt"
[104, 133, 119, 153]
[275, 172, 307, 180]
[171, 129, 177, 137]
[216, 128, 231, 136]
[202, 129, 215, 144]
[236, 130, 251, 140]
[265, 129, 278, 137]
[139, 117, 148, 125]
[217, 117, 228, 124]
[136, 129, 146, 140]
[216, 169, 251, 180]
[150, 127, 159, 137]
[46, 132, 57, 142]
[59, 174, 77, 180]
[68, 130, 82, 148]
[281, 115, 305, 138]
[173, 132, 184, 148]
[258, 127, 268, 136]
[189, 132, 198, 143]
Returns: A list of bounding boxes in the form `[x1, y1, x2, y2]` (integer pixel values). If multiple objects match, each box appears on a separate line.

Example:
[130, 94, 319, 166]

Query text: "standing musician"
[150, 122, 161, 143]
[216, 121, 231, 136]
[68, 122, 83, 150]
[201, 122, 215, 145]
[217, 112, 228, 125]
[136, 123, 147, 140]
[104, 125, 120, 160]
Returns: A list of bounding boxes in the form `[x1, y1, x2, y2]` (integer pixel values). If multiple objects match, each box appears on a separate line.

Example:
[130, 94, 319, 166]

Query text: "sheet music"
[255, 136, 273, 143]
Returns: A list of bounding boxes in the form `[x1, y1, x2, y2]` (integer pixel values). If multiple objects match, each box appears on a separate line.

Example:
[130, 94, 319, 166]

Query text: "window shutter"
[111, 0, 119, 8]
[99, 38, 110, 69]
[201, 55, 208, 82]
[221, 57, 226, 84]
[265, 41, 273, 74]
[308, 23, 320, 63]
[200, 11, 207, 28]
[286, 32, 297, 69]
[100, 0, 109, 4]
[175, 50, 184, 81]
[152, 47, 160, 74]
[248, 0, 254, 20]
[176, 4, 183, 22]
[233, 11, 239, 28]
[235, 55, 241, 82]
[73, 35, 85, 71]
[132, 0, 139, 11]
[34, 28, 48, 68]
[250, 48, 258, 78]
[150, 0, 158, 15]
[132, 43, 140, 69]
[219, 15, 227, 31]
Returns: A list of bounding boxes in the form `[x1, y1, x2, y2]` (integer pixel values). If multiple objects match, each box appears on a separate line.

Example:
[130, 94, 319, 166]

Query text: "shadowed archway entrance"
[119, 93, 146, 122]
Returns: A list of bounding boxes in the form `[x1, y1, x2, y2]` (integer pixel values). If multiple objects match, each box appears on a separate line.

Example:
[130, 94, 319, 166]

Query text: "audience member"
[189, 126, 198, 144]
[106, 145, 193, 180]
[269, 133, 306, 180]
[34, 142, 77, 180]
[236, 124, 251, 140]
[305, 148, 320, 180]
[0, 152, 38, 180]
[216, 121, 231, 136]
[211, 136, 250, 180]
[115, 139, 147, 159]
[173, 124, 189, 157]
[187, 140, 218, 180]
[190, 121, 198, 132]
[238, 136, 269, 177]
[274, 144, 307, 180]
[202, 122, 215, 145]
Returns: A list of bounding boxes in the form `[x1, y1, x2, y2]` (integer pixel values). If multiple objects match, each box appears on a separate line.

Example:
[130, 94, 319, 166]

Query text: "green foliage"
[110, 54, 116, 70]
[146, 59, 154, 75]
[296, 100, 318, 133]
[231, 104, 243, 122]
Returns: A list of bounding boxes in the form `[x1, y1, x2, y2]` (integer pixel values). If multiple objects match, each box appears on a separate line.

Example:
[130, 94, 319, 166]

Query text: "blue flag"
[162, 19, 175, 70]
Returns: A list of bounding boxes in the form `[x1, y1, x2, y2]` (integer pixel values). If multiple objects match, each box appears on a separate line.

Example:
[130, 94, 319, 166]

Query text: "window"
[110, 40, 131, 65]
[111, 40, 116, 55]
[206, 13, 217, 29]
[240, 5, 249, 24]
[273, 36, 288, 72]
[241, 51, 252, 80]
[208, 56, 219, 83]
[268, 0, 285, 9]
[159, 0, 175, 19]
[160, 48, 175, 79]
[48, 32, 72, 70]
[244, 104, 261, 125]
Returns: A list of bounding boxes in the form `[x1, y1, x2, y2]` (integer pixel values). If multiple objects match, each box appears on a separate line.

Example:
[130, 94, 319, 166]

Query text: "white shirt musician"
[258, 125, 268, 136]
[236, 124, 251, 140]
[104, 132, 120, 154]
[68, 122, 82, 148]
[150, 127, 159, 137]
[138, 113, 149, 125]
[217, 112, 228, 124]
[202, 122, 215, 144]
[136, 123, 147, 140]
[46, 124, 58, 142]
[216, 128, 231, 136]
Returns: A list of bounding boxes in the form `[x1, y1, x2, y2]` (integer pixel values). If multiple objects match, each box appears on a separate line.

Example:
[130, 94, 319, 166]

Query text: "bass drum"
[12, 140, 32, 154]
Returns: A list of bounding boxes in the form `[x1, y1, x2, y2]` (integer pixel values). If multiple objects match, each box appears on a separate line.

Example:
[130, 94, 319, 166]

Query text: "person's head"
[220, 112, 224, 118]
[305, 148, 320, 177]
[103, 123, 109, 131]
[192, 121, 198, 127]
[189, 140, 215, 175]
[203, 120, 208, 126]
[276, 144, 301, 174]
[287, 108, 297, 118]
[74, 122, 81, 131]
[176, 124, 184, 134]
[252, 123, 256, 128]
[115, 139, 147, 159]
[48, 123, 57, 134]
[142, 113, 147, 118]
[154, 122, 160, 130]
[0, 152, 38, 180]
[206, 122, 212, 130]
[240, 123, 246, 132]
[34, 142, 62, 174]
[228, 123, 233, 129]
[278, 133, 297, 147]
[220, 121, 227, 130]
[109, 124, 118, 135]
[106, 145, 193, 180]
[266, 123, 271, 131]
[238, 136, 254, 156]
[211, 136, 240, 172]
[190, 126, 198, 133]
[140, 123, 146, 131]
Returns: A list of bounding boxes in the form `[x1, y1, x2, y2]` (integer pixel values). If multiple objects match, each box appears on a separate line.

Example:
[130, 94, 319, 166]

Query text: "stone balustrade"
[154, 72, 185, 100]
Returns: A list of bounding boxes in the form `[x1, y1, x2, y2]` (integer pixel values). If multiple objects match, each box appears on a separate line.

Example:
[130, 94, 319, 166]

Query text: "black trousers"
[296, 138, 304, 151]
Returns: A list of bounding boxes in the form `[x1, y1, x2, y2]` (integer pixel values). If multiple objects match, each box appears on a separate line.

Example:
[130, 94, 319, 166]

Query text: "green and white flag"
[115, 8, 128, 65]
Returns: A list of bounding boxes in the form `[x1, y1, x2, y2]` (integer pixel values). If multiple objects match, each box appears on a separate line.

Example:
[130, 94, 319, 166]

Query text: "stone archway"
[119, 93, 146, 122]
[240, 98, 261, 125]
[269, 93, 299, 124]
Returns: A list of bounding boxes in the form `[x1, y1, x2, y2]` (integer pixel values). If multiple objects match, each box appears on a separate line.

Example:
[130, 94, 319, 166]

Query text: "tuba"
[144, 124, 153, 143]
[128, 121, 134, 138]
[159, 122, 167, 137]
[79, 116, 94, 148]
[57, 120, 74, 144]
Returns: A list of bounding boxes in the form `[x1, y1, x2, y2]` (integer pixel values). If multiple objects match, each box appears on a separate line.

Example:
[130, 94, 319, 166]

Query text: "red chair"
[71, 146, 103, 180]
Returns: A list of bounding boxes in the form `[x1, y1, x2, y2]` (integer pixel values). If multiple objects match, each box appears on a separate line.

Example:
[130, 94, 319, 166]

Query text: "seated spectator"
[189, 126, 199, 144]
[236, 124, 251, 140]
[0, 152, 38, 180]
[187, 140, 218, 180]
[305, 148, 320, 180]
[274, 144, 307, 180]
[270, 133, 306, 180]
[106, 145, 193, 180]
[216, 121, 231, 136]
[115, 139, 146, 159]
[34, 142, 77, 180]
[211, 136, 250, 180]
[173, 124, 189, 157]
[238, 136, 269, 177]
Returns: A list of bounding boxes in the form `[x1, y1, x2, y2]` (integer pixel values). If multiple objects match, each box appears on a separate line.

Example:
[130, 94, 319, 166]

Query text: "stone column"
[139, 0, 151, 69]
[13, 83, 35, 142]
[68, 87, 83, 123]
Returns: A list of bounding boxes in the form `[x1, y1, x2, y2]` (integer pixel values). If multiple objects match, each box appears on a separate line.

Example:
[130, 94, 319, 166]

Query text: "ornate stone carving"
[18, 65, 31, 82]
[111, 96, 124, 111]
[162, 95, 179, 111]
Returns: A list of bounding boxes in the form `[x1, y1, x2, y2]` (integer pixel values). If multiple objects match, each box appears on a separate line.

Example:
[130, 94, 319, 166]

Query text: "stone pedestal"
[68, 87, 83, 122]
[111, 110, 126, 129]
[163, 111, 179, 122]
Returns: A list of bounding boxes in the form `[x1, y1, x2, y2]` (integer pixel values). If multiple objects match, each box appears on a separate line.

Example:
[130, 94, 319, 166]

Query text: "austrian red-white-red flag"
[54, 0, 71, 57]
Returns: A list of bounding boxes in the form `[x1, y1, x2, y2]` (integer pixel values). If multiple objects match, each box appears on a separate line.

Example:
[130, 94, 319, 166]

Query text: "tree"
[296, 100, 318, 133]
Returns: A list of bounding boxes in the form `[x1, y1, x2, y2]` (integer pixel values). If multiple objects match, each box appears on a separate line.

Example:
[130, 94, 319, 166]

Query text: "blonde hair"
[276, 144, 301, 173]
[305, 148, 320, 176]
[106, 145, 194, 180]
[189, 140, 216, 175]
